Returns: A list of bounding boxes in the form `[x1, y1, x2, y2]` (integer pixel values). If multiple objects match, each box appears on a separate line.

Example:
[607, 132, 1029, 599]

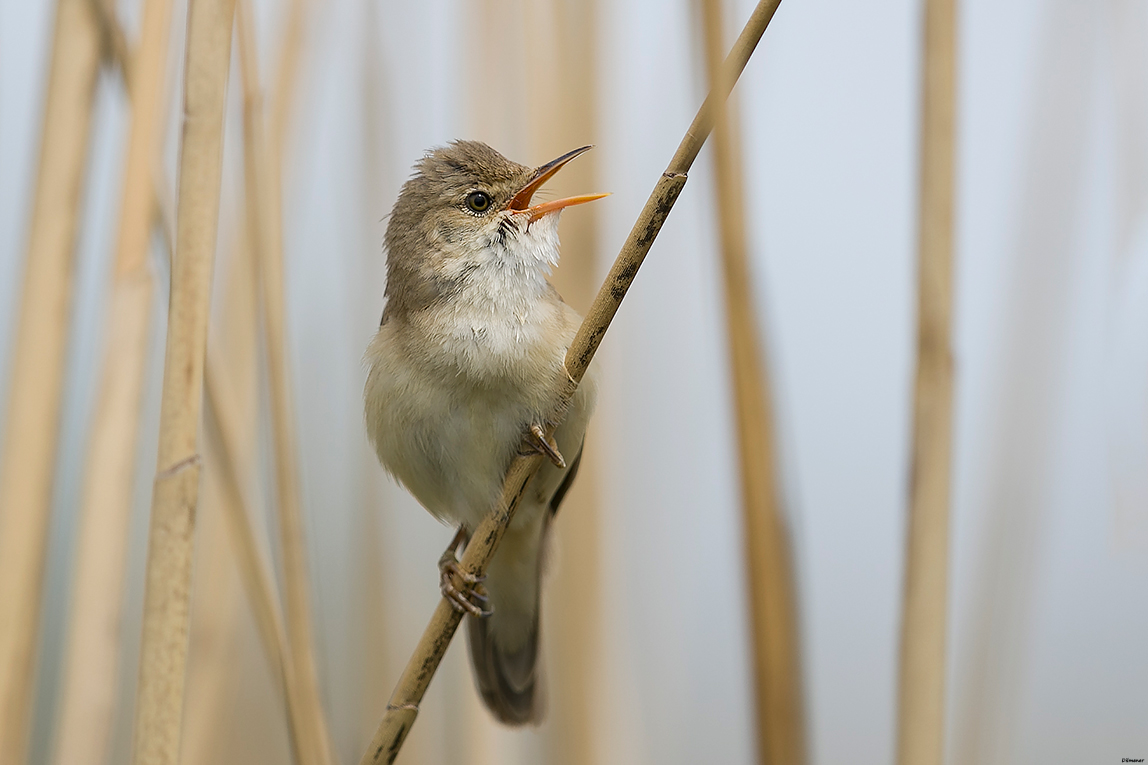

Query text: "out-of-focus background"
[0, 0, 1146, 764]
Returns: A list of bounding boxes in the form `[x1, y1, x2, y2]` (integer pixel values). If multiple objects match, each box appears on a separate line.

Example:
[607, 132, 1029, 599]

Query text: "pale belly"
[376, 379, 536, 528]
[363, 319, 587, 531]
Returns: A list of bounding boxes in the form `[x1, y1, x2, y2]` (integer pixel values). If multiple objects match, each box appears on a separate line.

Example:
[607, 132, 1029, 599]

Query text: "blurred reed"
[351, 1, 396, 755]
[50, 1, 175, 762]
[183, 434, 283, 765]
[202, 350, 301, 754]
[183, 198, 271, 762]
[358, 2, 784, 762]
[92, 0, 133, 84]
[463, 6, 535, 756]
[131, 0, 237, 761]
[0, 0, 102, 760]
[465, 0, 607, 760]
[896, 0, 957, 763]
[522, 3, 605, 764]
[235, 0, 335, 760]
[699, 0, 806, 762]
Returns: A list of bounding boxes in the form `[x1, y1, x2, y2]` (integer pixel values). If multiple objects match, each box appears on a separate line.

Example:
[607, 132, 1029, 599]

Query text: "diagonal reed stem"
[896, 0, 957, 763]
[90, 1, 325, 758]
[358, 1, 783, 762]
[52, 0, 175, 762]
[91, 0, 134, 86]
[130, 0, 237, 761]
[235, 0, 335, 761]
[519, 2, 604, 762]
[0, 0, 102, 760]
[204, 352, 316, 764]
[699, 0, 806, 762]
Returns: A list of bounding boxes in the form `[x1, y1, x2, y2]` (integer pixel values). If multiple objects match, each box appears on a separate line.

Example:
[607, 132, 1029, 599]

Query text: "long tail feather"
[466, 609, 542, 725]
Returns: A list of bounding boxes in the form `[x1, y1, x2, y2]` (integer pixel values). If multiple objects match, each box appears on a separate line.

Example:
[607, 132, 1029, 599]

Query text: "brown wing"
[547, 439, 583, 519]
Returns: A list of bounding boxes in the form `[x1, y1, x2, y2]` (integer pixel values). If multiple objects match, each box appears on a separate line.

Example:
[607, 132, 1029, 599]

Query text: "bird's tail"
[466, 604, 541, 725]
[465, 515, 548, 726]
[465, 442, 584, 725]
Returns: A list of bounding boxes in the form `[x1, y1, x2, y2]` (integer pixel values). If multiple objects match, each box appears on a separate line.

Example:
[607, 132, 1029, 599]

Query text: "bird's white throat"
[456, 211, 563, 315]
[416, 212, 566, 379]
[483, 210, 562, 272]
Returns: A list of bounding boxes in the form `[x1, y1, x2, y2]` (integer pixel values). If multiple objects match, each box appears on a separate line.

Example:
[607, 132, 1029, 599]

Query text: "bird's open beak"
[505, 145, 610, 221]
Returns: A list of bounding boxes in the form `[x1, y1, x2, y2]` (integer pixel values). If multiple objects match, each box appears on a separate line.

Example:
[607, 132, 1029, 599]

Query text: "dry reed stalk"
[699, 0, 805, 762]
[234, 1, 334, 762]
[180, 443, 280, 765]
[0, 0, 102, 760]
[51, 1, 175, 762]
[204, 352, 319, 763]
[520, 2, 605, 763]
[178, 464, 243, 765]
[130, 0, 237, 760]
[92, 0, 134, 88]
[269, 0, 307, 163]
[350, 2, 401, 752]
[181, 208, 264, 764]
[358, 2, 783, 762]
[896, 0, 957, 763]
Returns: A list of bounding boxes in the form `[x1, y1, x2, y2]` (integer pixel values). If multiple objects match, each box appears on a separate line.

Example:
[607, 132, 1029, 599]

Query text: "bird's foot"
[438, 532, 492, 618]
[523, 423, 566, 469]
[439, 560, 491, 618]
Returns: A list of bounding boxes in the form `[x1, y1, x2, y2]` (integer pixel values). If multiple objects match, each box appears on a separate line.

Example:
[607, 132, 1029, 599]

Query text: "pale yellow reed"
[235, 0, 335, 760]
[699, 0, 807, 762]
[131, 0, 237, 761]
[52, 1, 174, 762]
[358, 2, 784, 762]
[0, 0, 101, 760]
[896, 0, 958, 763]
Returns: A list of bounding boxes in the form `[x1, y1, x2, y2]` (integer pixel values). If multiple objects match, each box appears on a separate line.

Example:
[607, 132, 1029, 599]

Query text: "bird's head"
[383, 141, 606, 318]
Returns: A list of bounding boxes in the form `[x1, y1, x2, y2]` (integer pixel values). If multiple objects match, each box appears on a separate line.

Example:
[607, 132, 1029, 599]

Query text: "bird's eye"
[465, 191, 492, 213]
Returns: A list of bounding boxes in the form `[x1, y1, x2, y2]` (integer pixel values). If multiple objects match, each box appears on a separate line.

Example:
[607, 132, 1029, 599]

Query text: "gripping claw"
[438, 528, 492, 618]
[526, 424, 566, 469]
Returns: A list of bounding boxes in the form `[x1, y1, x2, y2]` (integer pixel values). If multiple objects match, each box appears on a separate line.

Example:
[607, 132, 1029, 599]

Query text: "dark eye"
[465, 191, 492, 213]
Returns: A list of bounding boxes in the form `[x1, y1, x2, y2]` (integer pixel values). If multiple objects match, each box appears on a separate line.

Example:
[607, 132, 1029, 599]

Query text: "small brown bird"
[363, 141, 604, 724]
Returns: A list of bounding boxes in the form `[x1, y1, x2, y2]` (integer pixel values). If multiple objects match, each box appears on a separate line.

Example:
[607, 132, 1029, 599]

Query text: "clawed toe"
[440, 560, 485, 585]
[438, 528, 492, 617]
[440, 568, 491, 617]
[524, 423, 566, 469]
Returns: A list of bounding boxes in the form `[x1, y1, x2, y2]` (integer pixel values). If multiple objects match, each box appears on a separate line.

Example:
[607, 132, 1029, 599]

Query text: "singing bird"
[364, 141, 605, 724]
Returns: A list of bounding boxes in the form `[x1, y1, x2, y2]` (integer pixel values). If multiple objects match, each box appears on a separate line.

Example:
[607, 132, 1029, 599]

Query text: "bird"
[363, 141, 605, 724]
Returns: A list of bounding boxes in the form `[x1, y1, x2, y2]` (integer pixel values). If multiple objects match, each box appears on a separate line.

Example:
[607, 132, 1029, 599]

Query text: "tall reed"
[130, 0, 237, 760]
[358, 2, 784, 762]
[521, 2, 605, 763]
[234, 2, 335, 760]
[462, 1, 607, 758]
[181, 226, 265, 763]
[180, 434, 269, 764]
[204, 353, 311, 760]
[52, 1, 175, 761]
[92, 0, 133, 84]
[699, 0, 806, 762]
[896, 0, 957, 763]
[0, 0, 102, 760]
[233, 0, 335, 761]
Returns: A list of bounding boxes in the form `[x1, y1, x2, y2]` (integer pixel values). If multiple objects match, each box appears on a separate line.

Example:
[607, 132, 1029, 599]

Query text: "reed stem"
[204, 352, 317, 763]
[521, 2, 604, 762]
[91, 0, 133, 88]
[52, 1, 175, 761]
[358, 2, 783, 762]
[130, 0, 237, 760]
[699, 0, 806, 762]
[235, 1, 334, 761]
[896, 0, 957, 763]
[0, 0, 102, 759]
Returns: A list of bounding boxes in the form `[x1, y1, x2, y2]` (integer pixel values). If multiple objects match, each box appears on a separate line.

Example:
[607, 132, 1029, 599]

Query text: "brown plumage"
[364, 142, 602, 724]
